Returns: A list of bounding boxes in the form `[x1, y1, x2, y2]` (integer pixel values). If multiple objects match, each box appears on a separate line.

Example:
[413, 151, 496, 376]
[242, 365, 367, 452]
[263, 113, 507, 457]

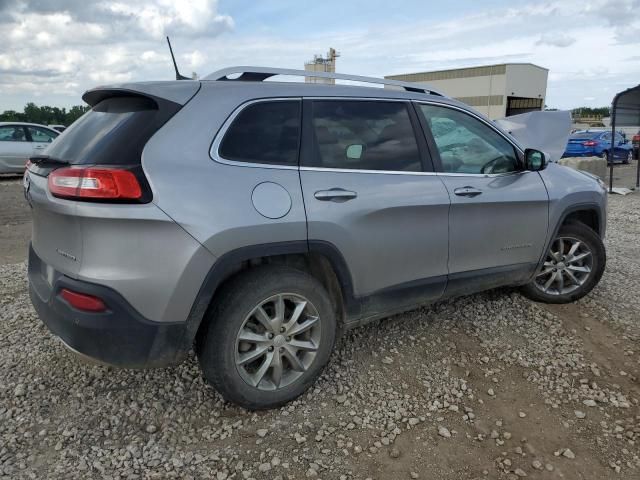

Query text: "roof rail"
[203, 66, 445, 96]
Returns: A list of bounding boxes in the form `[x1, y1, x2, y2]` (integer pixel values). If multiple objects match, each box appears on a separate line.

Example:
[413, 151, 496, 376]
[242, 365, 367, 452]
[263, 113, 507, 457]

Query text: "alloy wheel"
[534, 236, 593, 295]
[235, 293, 321, 391]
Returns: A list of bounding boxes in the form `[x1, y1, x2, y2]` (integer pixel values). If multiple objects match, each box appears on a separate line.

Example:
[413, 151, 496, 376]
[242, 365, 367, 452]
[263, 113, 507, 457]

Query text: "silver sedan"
[0, 122, 60, 174]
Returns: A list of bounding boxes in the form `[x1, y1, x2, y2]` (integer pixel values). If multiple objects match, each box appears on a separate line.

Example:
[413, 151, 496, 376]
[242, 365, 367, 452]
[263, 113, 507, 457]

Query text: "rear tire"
[197, 266, 337, 410]
[601, 150, 610, 164]
[624, 150, 632, 164]
[521, 222, 605, 304]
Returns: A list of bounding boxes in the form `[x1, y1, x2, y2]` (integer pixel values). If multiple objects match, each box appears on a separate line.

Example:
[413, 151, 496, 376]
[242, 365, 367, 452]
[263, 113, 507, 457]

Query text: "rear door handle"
[453, 186, 482, 197]
[314, 188, 358, 202]
[33, 145, 46, 150]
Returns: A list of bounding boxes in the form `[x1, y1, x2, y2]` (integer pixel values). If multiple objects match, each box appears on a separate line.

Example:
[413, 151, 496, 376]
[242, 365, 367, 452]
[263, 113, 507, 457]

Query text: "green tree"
[572, 107, 610, 118]
[0, 103, 90, 126]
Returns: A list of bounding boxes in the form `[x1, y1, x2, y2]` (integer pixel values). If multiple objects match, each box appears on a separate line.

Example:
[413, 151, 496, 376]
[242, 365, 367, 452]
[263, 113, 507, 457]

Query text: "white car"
[0, 122, 60, 174]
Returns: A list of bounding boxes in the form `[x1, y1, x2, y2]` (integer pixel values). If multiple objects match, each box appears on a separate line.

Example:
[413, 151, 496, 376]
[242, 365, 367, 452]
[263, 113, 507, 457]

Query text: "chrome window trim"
[209, 97, 302, 170]
[209, 96, 529, 178]
[299, 166, 521, 178]
[299, 166, 437, 176]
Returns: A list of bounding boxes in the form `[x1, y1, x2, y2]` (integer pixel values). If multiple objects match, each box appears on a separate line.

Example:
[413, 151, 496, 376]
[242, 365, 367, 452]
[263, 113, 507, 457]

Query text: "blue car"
[563, 130, 633, 164]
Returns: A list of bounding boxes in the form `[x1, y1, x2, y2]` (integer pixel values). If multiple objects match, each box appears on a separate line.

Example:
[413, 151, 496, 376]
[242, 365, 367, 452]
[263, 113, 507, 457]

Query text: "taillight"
[583, 140, 597, 147]
[60, 288, 107, 312]
[48, 167, 142, 201]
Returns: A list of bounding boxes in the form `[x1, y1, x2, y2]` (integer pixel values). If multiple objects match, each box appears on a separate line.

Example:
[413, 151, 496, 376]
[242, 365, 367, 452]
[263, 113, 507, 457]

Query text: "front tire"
[197, 266, 337, 410]
[521, 222, 605, 304]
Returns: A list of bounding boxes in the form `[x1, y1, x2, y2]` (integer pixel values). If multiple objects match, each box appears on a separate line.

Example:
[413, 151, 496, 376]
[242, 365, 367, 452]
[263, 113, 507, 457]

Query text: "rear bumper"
[28, 245, 191, 368]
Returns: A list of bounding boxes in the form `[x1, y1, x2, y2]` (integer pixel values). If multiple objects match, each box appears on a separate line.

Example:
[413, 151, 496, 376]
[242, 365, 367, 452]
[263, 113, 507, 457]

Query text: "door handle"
[453, 186, 482, 197]
[33, 145, 46, 150]
[314, 188, 358, 202]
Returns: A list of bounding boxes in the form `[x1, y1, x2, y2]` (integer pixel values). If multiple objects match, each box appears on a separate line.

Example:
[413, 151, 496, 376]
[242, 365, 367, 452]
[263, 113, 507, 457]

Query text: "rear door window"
[219, 101, 301, 166]
[306, 100, 422, 172]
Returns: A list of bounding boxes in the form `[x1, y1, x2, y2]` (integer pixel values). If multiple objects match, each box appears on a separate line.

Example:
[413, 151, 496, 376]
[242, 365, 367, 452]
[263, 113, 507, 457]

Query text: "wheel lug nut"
[553, 268, 557, 272]
[286, 336, 291, 342]
[268, 346, 274, 352]
[267, 333, 274, 339]
[279, 347, 284, 352]
[279, 327, 285, 333]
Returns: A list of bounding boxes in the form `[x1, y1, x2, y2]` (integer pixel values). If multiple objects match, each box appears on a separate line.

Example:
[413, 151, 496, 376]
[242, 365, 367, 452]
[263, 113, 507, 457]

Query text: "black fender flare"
[182, 240, 356, 346]
[530, 202, 603, 280]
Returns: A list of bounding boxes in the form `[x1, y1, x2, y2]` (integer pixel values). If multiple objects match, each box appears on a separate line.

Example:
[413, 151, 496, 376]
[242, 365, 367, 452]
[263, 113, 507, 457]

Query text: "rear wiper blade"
[29, 155, 69, 166]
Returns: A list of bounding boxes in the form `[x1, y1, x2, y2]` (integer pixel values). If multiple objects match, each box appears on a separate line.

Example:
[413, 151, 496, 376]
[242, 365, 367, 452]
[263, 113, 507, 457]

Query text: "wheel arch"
[183, 241, 357, 348]
[531, 202, 603, 281]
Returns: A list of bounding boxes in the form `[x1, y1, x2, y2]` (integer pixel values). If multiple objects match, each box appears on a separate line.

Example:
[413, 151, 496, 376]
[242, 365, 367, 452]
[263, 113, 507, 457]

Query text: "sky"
[1, 0, 639, 111]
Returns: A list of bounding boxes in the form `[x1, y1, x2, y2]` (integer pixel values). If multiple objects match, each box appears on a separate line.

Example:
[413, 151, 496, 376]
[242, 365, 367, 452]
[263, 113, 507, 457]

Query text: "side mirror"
[346, 144, 364, 160]
[524, 148, 547, 171]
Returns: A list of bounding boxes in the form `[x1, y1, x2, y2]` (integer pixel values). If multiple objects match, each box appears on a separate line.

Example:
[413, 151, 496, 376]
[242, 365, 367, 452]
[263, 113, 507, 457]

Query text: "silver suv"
[25, 67, 607, 409]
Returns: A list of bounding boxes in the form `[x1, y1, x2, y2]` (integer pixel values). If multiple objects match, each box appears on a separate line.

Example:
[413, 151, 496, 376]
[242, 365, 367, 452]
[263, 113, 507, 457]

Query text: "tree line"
[571, 107, 610, 118]
[0, 102, 90, 127]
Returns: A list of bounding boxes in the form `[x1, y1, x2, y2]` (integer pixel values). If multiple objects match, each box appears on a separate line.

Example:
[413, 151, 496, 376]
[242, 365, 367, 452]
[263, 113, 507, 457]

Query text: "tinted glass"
[308, 101, 421, 171]
[27, 126, 58, 143]
[219, 101, 301, 166]
[420, 104, 519, 174]
[45, 95, 175, 165]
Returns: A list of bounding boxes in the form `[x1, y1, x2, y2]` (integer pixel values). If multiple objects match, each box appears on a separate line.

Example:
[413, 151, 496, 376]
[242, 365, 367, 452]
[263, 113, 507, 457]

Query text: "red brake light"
[48, 167, 142, 201]
[583, 140, 597, 146]
[60, 288, 107, 312]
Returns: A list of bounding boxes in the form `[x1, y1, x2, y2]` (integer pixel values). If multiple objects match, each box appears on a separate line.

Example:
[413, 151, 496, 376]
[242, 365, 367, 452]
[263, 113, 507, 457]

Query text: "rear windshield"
[46, 95, 178, 165]
[570, 133, 600, 140]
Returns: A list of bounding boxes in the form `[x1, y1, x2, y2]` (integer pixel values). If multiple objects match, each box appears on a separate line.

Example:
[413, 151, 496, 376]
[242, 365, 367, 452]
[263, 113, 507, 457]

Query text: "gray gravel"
[1, 195, 639, 479]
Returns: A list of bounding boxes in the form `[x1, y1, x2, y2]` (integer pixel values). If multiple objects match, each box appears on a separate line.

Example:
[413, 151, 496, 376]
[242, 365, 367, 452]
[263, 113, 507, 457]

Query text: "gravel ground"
[1, 179, 639, 479]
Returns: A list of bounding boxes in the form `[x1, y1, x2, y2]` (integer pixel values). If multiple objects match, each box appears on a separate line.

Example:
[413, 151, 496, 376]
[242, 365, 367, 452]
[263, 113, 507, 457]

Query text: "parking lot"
[1, 170, 639, 480]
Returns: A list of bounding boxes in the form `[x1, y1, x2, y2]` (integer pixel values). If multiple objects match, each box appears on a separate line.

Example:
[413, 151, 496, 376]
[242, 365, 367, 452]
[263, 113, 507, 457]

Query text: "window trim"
[300, 97, 434, 174]
[414, 100, 526, 178]
[210, 97, 302, 170]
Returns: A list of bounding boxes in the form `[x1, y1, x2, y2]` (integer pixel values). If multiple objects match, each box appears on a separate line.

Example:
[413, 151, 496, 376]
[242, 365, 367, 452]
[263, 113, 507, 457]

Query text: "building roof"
[385, 63, 549, 82]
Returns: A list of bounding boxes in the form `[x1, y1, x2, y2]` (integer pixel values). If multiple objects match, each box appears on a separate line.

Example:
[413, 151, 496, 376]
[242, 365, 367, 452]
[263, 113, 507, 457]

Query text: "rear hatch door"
[26, 82, 199, 280]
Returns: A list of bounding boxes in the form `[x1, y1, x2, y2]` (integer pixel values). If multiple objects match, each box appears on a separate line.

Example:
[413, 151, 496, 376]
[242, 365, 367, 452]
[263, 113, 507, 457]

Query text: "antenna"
[166, 36, 190, 80]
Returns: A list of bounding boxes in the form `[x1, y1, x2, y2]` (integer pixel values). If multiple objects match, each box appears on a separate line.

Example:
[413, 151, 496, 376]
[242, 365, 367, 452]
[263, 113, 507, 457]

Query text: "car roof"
[198, 79, 472, 110]
[0, 122, 60, 132]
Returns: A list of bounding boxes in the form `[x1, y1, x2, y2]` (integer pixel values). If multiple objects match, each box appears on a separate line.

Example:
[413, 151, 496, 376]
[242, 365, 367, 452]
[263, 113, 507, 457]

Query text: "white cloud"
[1, 0, 640, 111]
[536, 33, 576, 48]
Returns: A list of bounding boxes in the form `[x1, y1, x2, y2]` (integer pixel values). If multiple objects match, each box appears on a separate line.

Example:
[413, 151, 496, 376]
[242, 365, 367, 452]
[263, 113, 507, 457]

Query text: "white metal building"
[385, 63, 548, 120]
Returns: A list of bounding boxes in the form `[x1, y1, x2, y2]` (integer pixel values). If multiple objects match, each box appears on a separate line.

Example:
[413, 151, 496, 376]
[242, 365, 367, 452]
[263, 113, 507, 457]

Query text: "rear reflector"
[48, 167, 142, 201]
[60, 288, 107, 312]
